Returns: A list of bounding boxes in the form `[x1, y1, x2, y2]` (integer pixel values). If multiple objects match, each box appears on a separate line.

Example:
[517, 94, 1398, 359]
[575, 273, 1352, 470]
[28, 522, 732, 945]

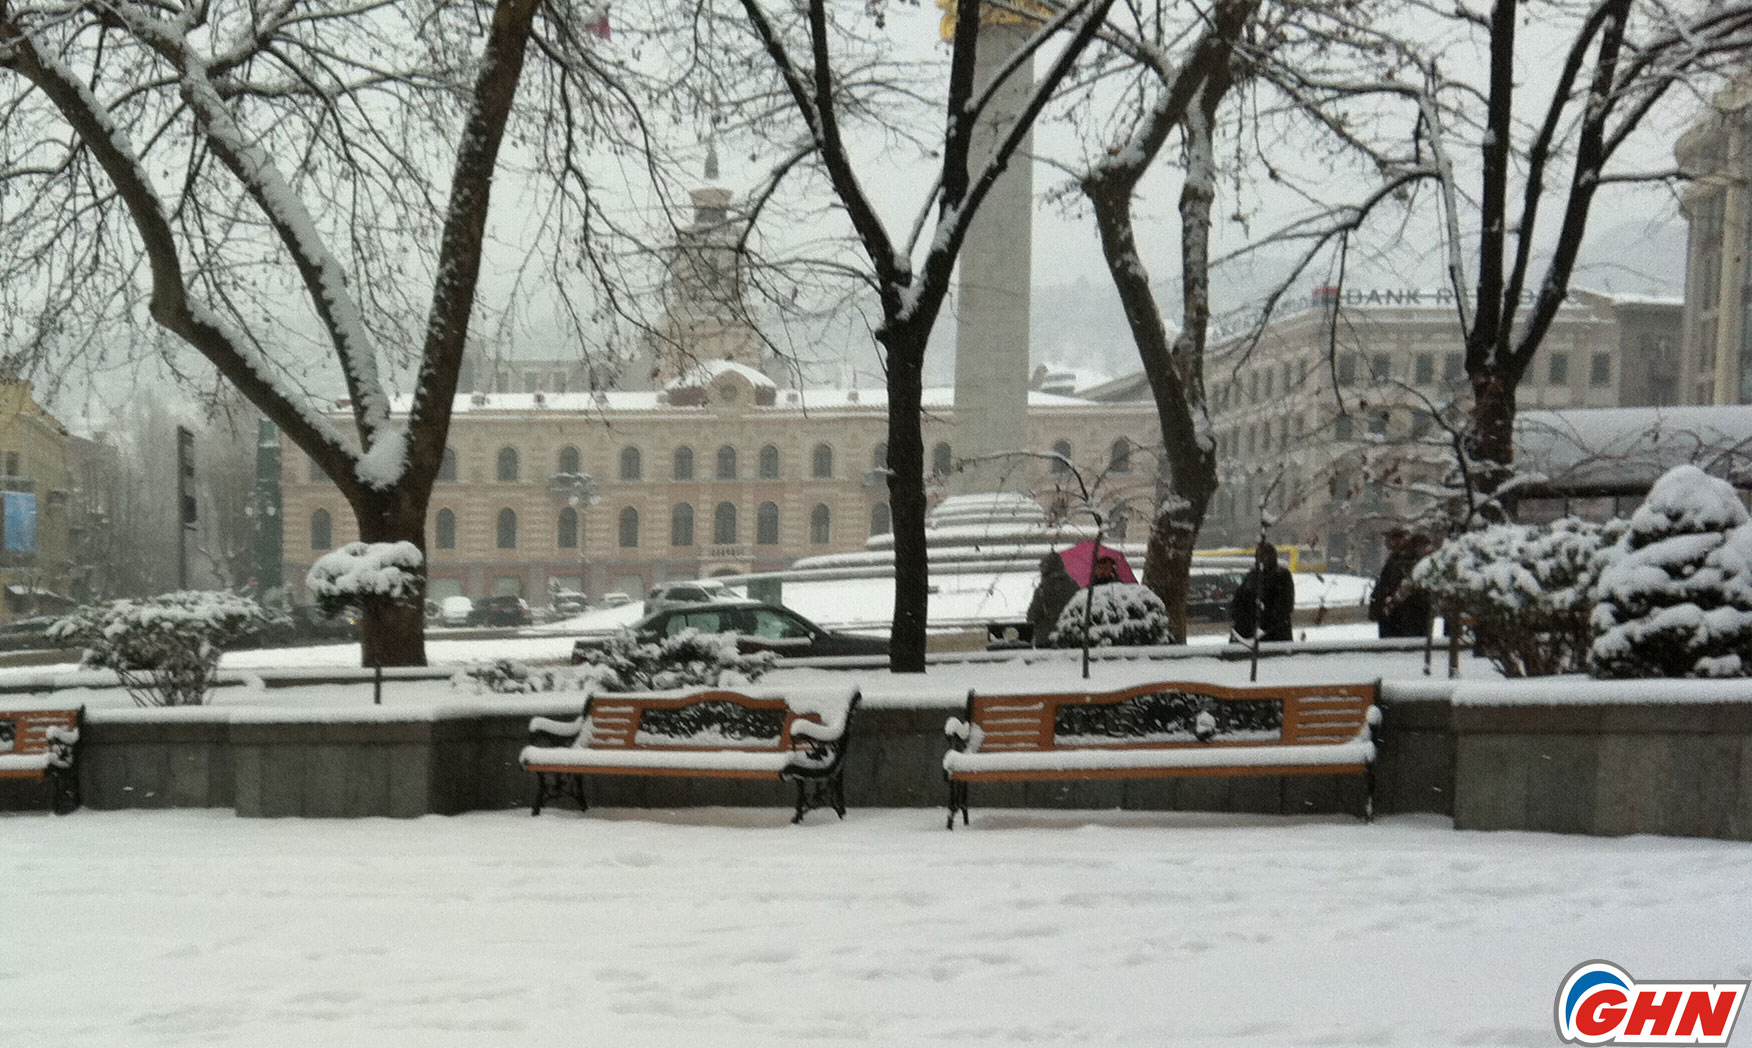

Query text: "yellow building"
[0, 381, 111, 621]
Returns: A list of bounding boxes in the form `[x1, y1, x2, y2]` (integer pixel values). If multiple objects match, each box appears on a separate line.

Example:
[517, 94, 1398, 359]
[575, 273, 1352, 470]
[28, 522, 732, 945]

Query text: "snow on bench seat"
[519, 686, 860, 822]
[941, 681, 1377, 828]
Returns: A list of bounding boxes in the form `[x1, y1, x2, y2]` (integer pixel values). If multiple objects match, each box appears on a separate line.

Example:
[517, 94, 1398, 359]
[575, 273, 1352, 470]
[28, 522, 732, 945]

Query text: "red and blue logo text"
[1557, 961, 1746, 1045]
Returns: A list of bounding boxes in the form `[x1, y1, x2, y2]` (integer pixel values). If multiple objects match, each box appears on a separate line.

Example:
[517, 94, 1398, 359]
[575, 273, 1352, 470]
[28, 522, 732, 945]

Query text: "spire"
[704, 136, 720, 183]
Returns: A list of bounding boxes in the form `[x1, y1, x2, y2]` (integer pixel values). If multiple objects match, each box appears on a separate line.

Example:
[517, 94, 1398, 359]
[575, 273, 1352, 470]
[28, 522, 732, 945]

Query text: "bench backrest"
[0, 707, 80, 760]
[965, 681, 1375, 753]
[582, 691, 803, 752]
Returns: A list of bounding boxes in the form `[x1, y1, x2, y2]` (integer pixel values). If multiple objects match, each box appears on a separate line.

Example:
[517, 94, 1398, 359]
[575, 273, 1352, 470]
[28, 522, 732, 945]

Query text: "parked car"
[1187, 571, 1247, 622]
[471, 594, 533, 628]
[645, 580, 730, 613]
[439, 595, 474, 627]
[600, 592, 632, 608]
[550, 592, 589, 618]
[572, 600, 888, 663]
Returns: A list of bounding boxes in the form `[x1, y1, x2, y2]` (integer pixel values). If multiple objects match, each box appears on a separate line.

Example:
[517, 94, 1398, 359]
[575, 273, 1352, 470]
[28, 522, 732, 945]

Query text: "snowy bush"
[466, 658, 563, 694]
[48, 591, 284, 706]
[1051, 583, 1175, 648]
[576, 628, 779, 692]
[1413, 517, 1621, 677]
[1590, 465, 1752, 679]
[305, 541, 423, 618]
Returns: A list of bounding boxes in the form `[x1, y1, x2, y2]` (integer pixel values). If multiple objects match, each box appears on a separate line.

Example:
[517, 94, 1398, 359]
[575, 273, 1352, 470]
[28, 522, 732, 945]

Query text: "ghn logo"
[1557, 961, 1747, 1045]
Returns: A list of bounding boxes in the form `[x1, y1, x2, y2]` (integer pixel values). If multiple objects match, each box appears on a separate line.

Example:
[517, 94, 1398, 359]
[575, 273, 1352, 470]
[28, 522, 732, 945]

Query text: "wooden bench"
[942, 680, 1377, 828]
[0, 703, 83, 814]
[521, 687, 860, 823]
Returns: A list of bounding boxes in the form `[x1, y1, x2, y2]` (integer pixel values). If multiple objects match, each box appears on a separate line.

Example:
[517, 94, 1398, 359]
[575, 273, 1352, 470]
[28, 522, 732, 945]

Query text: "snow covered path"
[4, 810, 1748, 1047]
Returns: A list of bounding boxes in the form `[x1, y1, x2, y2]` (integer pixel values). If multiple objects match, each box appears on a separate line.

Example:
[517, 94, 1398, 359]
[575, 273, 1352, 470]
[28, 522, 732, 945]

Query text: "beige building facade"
[1676, 74, 1752, 405]
[281, 368, 1161, 604]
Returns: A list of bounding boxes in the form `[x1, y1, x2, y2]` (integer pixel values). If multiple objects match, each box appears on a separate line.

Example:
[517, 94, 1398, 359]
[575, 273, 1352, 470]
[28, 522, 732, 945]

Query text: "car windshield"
[661, 608, 737, 635]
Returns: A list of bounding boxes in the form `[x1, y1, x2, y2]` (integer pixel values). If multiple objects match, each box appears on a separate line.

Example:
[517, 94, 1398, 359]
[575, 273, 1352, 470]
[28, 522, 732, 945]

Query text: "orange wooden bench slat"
[948, 762, 1372, 783]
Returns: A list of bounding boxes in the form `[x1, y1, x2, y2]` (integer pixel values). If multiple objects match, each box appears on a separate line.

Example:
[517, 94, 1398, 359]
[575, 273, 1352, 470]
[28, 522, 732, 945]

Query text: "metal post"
[374, 661, 383, 706]
[175, 425, 195, 590]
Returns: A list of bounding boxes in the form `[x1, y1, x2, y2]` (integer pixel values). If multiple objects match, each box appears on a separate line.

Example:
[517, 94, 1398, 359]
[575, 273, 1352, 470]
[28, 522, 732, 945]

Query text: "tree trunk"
[1144, 490, 1212, 644]
[1467, 369, 1518, 517]
[348, 493, 430, 668]
[884, 328, 930, 673]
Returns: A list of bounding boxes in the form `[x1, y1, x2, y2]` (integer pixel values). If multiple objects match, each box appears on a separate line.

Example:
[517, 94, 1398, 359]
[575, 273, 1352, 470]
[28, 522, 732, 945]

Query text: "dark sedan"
[572, 600, 888, 663]
[472, 595, 534, 628]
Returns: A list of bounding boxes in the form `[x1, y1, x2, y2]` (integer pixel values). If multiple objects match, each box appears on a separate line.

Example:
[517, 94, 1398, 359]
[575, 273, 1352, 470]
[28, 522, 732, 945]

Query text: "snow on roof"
[1570, 287, 1684, 308]
[1516, 405, 1752, 492]
[380, 386, 1102, 416]
[663, 359, 777, 391]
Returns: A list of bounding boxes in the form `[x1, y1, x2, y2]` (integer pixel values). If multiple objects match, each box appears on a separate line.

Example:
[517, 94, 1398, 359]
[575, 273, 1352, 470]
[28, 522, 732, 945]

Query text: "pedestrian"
[1026, 551, 1080, 647]
[1370, 529, 1434, 639]
[1230, 541, 1295, 643]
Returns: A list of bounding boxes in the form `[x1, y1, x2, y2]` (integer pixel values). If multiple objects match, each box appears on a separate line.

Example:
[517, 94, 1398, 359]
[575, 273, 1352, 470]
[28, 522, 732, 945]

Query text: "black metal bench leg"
[1363, 765, 1376, 824]
[51, 767, 78, 815]
[792, 779, 808, 824]
[831, 773, 846, 819]
[946, 779, 968, 830]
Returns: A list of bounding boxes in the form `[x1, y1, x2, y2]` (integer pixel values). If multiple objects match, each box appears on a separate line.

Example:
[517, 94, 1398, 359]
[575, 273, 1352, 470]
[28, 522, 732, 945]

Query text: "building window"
[1109, 439, 1131, 473]
[618, 507, 639, 548]
[871, 442, 887, 470]
[1549, 352, 1569, 385]
[1590, 352, 1612, 388]
[1411, 411, 1433, 439]
[1263, 370, 1274, 400]
[1335, 415, 1354, 441]
[1298, 359, 1310, 388]
[1281, 362, 1294, 393]
[1370, 354, 1391, 382]
[671, 503, 694, 546]
[760, 444, 781, 479]
[1443, 352, 1463, 381]
[619, 446, 642, 481]
[1414, 353, 1434, 384]
[932, 442, 953, 476]
[810, 503, 831, 544]
[557, 446, 580, 475]
[438, 447, 457, 483]
[557, 507, 578, 549]
[811, 443, 833, 478]
[1246, 427, 1256, 457]
[496, 447, 519, 482]
[436, 508, 455, 550]
[1369, 409, 1389, 437]
[716, 445, 737, 480]
[673, 446, 694, 481]
[496, 508, 517, 549]
[714, 501, 737, 544]
[870, 502, 891, 536]
[1337, 354, 1356, 385]
[757, 501, 780, 544]
[310, 508, 332, 550]
[1051, 440, 1072, 474]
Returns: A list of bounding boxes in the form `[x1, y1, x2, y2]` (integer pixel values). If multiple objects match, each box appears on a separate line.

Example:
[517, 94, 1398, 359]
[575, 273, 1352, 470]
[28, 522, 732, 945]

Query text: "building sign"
[3, 492, 36, 553]
[1312, 285, 1540, 309]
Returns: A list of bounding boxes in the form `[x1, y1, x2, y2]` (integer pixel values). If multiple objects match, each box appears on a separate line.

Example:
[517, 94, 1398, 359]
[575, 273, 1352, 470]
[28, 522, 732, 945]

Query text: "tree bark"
[883, 325, 930, 673]
[347, 491, 431, 667]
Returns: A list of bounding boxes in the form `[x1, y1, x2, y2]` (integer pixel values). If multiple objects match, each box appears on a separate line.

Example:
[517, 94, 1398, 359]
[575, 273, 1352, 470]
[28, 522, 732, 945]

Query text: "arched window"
[716, 445, 738, 480]
[870, 502, 891, 536]
[438, 447, 457, 483]
[932, 442, 953, 476]
[309, 508, 332, 549]
[871, 442, 888, 470]
[1051, 440, 1072, 474]
[556, 506, 578, 548]
[671, 503, 695, 546]
[618, 507, 639, 548]
[811, 443, 833, 478]
[1109, 439, 1132, 473]
[496, 446, 519, 482]
[714, 501, 738, 544]
[673, 446, 694, 481]
[557, 446, 580, 475]
[810, 503, 831, 544]
[436, 508, 456, 550]
[759, 444, 780, 479]
[496, 508, 518, 548]
[756, 502, 779, 545]
[619, 446, 642, 481]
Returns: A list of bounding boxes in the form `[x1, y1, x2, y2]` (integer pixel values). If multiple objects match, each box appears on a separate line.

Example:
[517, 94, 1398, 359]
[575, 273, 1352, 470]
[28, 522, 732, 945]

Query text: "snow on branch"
[306, 541, 425, 612]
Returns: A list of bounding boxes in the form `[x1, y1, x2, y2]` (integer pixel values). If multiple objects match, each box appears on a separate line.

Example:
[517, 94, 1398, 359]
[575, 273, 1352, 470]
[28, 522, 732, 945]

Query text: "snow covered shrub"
[1590, 465, 1752, 679]
[48, 591, 284, 706]
[305, 541, 423, 619]
[576, 628, 778, 692]
[1051, 583, 1175, 648]
[466, 658, 562, 694]
[1413, 517, 1622, 677]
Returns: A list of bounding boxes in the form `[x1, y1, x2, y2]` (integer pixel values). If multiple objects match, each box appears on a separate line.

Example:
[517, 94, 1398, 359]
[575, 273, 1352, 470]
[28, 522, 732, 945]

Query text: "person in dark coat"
[1230, 541, 1295, 643]
[1026, 551, 1080, 647]
[1370, 530, 1434, 638]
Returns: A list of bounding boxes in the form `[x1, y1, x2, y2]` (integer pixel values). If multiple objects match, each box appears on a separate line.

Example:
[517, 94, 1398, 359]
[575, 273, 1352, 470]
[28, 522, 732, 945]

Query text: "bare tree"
[0, 0, 632, 664]
[734, 0, 1117, 671]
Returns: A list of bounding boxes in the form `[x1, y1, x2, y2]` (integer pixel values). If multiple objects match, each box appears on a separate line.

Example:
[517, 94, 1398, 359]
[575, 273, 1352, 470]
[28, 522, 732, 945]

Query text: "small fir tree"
[1052, 583, 1176, 648]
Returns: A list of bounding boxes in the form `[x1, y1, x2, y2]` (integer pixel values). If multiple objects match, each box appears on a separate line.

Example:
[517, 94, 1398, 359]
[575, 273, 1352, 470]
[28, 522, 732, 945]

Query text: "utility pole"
[176, 425, 195, 590]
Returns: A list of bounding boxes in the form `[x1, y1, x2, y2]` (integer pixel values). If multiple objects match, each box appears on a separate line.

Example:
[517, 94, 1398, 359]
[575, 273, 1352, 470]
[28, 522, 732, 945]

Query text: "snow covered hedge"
[305, 541, 423, 617]
[575, 629, 779, 692]
[1413, 517, 1622, 677]
[1051, 583, 1175, 648]
[1591, 465, 1752, 679]
[47, 591, 284, 706]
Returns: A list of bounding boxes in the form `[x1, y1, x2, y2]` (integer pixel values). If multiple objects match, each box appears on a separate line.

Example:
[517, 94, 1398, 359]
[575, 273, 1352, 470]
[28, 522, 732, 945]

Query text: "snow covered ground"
[3, 809, 1747, 1047]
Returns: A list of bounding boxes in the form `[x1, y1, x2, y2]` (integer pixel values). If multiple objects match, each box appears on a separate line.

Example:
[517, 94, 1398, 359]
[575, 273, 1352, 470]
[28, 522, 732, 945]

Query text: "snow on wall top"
[662, 360, 777, 391]
[375, 387, 1100, 416]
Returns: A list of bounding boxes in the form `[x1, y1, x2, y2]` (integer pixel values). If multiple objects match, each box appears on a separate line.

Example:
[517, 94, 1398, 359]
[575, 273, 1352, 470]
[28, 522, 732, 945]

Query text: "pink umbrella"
[1058, 540, 1136, 587]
